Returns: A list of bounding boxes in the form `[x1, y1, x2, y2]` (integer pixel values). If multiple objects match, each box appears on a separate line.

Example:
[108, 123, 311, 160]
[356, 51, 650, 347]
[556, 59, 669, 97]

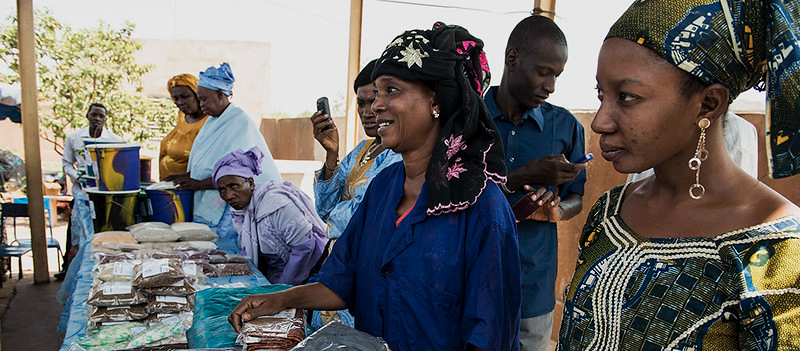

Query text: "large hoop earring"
[688, 118, 710, 200]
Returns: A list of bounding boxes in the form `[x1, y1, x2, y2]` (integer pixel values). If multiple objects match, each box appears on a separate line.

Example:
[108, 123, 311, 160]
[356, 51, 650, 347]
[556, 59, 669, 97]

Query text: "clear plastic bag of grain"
[214, 263, 253, 277]
[141, 277, 198, 297]
[87, 281, 148, 307]
[93, 260, 141, 282]
[88, 305, 149, 323]
[132, 259, 185, 288]
[236, 309, 305, 351]
[129, 222, 180, 243]
[170, 222, 218, 241]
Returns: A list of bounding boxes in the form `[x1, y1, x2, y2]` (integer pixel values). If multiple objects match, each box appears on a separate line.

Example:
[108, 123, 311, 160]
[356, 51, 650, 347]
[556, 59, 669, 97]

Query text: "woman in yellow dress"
[159, 73, 209, 180]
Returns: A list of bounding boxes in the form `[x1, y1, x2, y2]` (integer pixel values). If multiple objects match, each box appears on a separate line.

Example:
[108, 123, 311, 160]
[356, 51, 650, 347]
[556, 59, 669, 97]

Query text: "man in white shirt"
[57, 103, 123, 280]
[61, 103, 124, 196]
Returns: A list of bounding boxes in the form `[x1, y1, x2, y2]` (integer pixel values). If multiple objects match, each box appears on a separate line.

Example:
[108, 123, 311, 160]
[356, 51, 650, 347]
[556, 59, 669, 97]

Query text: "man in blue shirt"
[484, 15, 586, 351]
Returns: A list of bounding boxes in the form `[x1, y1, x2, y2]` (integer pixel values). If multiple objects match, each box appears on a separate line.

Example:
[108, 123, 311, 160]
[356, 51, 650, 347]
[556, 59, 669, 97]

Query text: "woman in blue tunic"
[230, 23, 522, 351]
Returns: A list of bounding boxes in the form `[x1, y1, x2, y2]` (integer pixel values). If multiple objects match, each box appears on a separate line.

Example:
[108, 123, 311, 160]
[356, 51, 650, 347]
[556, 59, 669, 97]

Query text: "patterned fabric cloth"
[197, 62, 235, 96]
[313, 139, 402, 240]
[558, 184, 800, 350]
[372, 22, 506, 215]
[212, 146, 264, 186]
[160, 73, 208, 179]
[607, 0, 800, 179]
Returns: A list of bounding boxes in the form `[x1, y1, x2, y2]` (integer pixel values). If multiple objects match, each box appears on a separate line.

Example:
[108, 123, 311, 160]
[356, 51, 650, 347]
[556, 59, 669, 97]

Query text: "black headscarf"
[372, 22, 507, 216]
[353, 59, 378, 93]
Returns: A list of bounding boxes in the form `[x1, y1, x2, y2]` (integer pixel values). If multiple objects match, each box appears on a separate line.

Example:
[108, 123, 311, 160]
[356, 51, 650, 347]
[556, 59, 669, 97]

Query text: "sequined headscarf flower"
[608, 0, 800, 178]
[372, 22, 506, 215]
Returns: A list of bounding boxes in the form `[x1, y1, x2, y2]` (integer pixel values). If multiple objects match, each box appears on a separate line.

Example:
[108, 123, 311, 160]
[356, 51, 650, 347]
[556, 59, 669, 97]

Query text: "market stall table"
[58, 230, 269, 351]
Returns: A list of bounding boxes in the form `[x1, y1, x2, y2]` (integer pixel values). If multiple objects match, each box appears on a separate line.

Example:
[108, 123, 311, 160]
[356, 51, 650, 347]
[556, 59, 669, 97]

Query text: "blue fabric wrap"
[197, 62, 235, 96]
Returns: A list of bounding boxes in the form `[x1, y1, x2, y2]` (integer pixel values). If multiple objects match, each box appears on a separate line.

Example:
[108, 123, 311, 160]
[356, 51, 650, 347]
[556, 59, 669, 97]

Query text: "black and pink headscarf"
[372, 22, 507, 216]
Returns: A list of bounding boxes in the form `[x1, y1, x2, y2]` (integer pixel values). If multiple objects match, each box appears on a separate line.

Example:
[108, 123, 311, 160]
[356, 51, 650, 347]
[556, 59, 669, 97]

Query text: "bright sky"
[0, 0, 766, 116]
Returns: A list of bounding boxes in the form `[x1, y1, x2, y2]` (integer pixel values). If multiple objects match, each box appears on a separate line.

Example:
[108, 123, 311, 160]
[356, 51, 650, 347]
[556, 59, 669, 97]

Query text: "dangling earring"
[688, 118, 710, 200]
[432, 109, 440, 119]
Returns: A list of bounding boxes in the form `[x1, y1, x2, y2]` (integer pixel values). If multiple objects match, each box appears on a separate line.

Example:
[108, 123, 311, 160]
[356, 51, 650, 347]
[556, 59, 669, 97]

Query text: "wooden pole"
[344, 0, 363, 153]
[534, 0, 557, 19]
[17, 0, 50, 284]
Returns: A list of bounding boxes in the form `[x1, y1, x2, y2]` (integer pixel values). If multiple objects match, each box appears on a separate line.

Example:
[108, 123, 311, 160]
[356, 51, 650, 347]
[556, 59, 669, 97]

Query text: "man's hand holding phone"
[510, 153, 592, 222]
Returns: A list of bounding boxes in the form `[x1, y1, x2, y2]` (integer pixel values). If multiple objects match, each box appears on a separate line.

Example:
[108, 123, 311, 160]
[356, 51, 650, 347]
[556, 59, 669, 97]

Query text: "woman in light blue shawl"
[166, 62, 281, 251]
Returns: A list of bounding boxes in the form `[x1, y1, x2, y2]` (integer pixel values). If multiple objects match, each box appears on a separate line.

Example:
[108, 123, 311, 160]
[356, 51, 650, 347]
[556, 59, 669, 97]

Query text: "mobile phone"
[316, 97, 332, 132]
[574, 153, 594, 163]
[511, 191, 542, 221]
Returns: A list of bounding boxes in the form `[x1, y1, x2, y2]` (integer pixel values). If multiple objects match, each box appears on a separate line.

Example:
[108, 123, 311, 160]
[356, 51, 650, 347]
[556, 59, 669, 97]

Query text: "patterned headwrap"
[198, 62, 235, 96]
[608, 0, 800, 178]
[212, 147, 264, 188]
[167, 73, 199, 99]
[373, 22, 506, 216]
[354, 59, 378, 93]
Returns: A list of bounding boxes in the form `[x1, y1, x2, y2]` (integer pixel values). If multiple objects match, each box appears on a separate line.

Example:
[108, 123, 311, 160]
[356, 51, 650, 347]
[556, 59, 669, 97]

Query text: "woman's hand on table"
[229, 291, 289, 332]
[310, 110, 339, 154]
[164, 173, 214, 191]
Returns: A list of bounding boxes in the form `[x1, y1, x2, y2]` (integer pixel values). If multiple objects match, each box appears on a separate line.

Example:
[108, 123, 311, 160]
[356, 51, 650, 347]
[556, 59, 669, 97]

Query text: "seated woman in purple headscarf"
[212, 147, 329, 285]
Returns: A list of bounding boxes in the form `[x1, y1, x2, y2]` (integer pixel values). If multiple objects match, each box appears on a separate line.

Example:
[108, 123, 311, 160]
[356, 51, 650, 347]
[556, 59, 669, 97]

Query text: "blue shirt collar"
[484, 86, 545, 132]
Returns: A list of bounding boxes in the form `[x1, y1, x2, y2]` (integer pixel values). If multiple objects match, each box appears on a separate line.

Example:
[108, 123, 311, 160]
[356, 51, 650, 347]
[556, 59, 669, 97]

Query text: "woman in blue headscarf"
[166, 62, 281, 251]
[558, 1, 800, 350]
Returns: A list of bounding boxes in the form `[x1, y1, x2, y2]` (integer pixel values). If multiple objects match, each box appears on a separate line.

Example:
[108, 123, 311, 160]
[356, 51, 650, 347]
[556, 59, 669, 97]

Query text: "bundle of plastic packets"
[236, 309, 306, 350]
[71, 254, 198, 350]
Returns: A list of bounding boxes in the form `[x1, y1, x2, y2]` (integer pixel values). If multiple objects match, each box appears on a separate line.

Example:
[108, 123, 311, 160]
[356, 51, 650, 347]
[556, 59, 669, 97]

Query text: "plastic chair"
[0, 203, 32, 285]
[10, 198, 62, 267]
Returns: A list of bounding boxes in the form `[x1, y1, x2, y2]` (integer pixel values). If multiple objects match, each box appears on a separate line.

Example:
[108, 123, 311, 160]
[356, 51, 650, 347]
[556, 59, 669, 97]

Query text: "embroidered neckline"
[607, 184, 800, 242]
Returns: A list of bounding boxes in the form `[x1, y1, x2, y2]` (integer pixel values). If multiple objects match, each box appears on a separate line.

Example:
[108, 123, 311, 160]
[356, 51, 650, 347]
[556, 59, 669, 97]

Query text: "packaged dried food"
[187, 260, 219, 277]
[237, 309, 305, 350]
[94, 251, 137, 265]
[145, 295, 195, 314]
[126, 313, 192, 348]
[93, 260, 141, 282]
[141, 278, 198, 297]
[100, 241, 144, 252]
[203, 249, 228, 256]
[173, 240, 218, 250]
[208, 255, 227, 264]
[171, 222, 218, 241]
[139, 242, 178, 251]
[184, 251, 211, 261]
[88, 305, 149, 323]
[132, 259, 185, 288]
[87, 281, 148, 307]
[131, 224, 180, 243]
[129, 221, 170, 230]
[91, 231, 138, 247]
[136, 250, 186, 260]
[290, 321, 390, 350]
[224, 254, 248, 263]
[214, 263, 252, 276]
[75, 321, 146, 347]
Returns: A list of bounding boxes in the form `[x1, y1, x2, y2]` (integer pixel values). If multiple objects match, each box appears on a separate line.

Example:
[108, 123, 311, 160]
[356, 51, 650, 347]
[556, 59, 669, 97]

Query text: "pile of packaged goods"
[70, 223, 252, 350]
[236, 309, 306, 350]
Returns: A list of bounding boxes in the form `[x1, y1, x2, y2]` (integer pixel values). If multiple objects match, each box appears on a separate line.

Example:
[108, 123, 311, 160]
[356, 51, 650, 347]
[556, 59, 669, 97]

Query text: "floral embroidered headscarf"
[373, 22, 507, 215]
[608, 0, 800, 178]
